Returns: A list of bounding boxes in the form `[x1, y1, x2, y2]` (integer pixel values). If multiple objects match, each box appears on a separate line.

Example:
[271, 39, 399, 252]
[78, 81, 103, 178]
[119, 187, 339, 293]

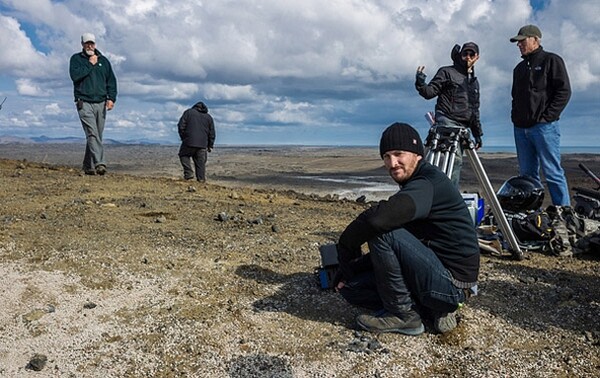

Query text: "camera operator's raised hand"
[474, 135, 483, 150]
[415, 66, 427, 87]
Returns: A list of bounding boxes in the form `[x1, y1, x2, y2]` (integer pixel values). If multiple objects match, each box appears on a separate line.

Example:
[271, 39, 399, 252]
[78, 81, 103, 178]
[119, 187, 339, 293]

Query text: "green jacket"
[69, 49, 117, 103]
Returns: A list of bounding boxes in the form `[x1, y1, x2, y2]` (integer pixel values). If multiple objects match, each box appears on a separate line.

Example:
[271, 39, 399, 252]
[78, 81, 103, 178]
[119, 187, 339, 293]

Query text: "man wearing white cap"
[69, 33, 118, 175]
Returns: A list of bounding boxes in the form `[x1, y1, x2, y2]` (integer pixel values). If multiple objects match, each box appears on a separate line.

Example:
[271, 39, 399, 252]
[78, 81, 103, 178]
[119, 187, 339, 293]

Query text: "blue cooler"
[462, 193, 485, 226]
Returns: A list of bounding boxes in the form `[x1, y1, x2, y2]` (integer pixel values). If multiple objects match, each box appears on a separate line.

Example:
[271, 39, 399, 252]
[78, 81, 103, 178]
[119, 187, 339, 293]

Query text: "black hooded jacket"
[415, 45, 482, 137]
[178, 102, 216, 149]
[511, 46, 571, 128]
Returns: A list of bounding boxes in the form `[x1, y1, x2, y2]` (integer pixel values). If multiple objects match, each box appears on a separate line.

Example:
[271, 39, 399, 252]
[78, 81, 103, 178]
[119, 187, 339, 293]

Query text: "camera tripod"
[424, 124, 524, 260]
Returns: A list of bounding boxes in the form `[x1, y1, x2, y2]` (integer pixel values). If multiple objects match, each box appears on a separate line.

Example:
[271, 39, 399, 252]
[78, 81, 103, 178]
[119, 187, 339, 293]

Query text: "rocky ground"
[0, 145, 599, 377]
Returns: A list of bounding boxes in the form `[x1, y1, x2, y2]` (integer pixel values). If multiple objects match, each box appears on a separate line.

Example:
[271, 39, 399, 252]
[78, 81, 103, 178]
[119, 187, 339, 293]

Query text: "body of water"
[481, 146, 600, 154]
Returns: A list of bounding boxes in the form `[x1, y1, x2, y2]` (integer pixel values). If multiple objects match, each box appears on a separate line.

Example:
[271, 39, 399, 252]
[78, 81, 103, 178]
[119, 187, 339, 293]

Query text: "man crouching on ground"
[335, 122, 480, 335]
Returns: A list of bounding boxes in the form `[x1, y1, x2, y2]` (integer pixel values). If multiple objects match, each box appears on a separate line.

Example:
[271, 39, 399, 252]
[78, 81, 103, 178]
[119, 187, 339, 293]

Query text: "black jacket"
[178, 102, 216, 149]
[337, 160, 480, 285]
[511, 46, 571, 128]
[416, 45, 482, 137]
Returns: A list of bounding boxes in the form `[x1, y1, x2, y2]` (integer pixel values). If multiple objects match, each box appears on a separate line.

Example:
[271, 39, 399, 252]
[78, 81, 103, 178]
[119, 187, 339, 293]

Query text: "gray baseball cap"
[510, 25, 542, 42]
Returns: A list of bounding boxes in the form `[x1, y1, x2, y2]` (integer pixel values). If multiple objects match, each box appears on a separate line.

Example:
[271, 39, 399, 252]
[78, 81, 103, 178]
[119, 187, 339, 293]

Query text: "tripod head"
[425, 125, 475, 152]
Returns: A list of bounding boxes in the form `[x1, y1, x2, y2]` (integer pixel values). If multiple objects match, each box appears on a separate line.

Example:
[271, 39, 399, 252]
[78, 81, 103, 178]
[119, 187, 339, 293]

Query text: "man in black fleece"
[336, 122, 480, 335]
[510, 25, 571, 207]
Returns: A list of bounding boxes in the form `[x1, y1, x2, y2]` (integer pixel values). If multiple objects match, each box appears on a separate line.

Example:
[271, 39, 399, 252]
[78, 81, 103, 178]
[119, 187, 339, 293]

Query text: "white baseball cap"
[81, 33, 96, 44]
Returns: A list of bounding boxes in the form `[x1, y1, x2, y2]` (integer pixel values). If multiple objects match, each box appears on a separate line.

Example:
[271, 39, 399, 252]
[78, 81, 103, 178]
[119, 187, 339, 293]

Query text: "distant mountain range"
[0, 135, 171, 145]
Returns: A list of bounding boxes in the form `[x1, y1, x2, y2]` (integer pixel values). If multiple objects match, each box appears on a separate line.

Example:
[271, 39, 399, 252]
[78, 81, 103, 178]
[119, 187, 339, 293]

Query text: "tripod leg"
[441, 150, 451, 176]
[445, 139, 460, 179]
[464, 149, 524, 260]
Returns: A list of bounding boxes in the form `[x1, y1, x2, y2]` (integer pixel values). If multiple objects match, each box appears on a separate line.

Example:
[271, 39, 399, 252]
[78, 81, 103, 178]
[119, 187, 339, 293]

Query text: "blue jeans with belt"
[514, 121, 570, 206]
[341, 228, 465, 316]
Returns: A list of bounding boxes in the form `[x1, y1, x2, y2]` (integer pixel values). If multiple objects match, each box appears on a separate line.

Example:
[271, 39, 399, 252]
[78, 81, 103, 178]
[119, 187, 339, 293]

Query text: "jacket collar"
[522, 46, 543, 61]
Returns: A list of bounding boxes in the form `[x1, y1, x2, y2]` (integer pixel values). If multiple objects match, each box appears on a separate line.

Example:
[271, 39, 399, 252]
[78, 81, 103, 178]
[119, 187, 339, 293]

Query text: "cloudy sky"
[0, 0, 598, 146]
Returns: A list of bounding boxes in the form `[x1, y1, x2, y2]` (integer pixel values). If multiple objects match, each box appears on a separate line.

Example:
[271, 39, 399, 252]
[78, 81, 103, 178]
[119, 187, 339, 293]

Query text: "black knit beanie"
[379, 122, 425, 158]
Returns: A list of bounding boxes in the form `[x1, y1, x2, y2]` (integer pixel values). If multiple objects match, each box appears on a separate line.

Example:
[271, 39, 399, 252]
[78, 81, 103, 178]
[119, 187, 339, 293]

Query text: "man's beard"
[85, 49, 95, 56]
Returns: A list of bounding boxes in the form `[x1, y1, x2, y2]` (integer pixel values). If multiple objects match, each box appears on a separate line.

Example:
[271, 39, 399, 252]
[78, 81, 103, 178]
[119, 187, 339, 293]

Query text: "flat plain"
[0, 143, 599, 377]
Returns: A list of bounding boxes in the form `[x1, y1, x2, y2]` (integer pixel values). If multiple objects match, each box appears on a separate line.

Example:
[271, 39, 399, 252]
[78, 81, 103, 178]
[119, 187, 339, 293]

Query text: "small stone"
[83, 302, 97, 309]
[23, 309, 46, 323]
[367, 339, 382, 351]
[27, 354, 47, 371]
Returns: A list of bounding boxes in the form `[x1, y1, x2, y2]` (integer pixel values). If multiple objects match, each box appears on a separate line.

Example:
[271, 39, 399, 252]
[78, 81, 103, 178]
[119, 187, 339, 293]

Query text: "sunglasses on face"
[462, 51, 476, 58]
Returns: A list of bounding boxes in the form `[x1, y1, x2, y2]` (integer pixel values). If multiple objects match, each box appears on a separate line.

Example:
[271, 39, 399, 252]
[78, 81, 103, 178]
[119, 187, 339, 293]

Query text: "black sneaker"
[356, 309, 424, 336]
[95, 165, 107, 175]
[84, 169, 96, 175]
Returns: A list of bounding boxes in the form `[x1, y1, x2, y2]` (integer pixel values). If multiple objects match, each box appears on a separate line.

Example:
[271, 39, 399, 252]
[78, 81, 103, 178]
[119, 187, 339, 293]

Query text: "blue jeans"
[78, 101, 106, 170]
[366, 229, 464, 315]
[514, 122, 570, 206]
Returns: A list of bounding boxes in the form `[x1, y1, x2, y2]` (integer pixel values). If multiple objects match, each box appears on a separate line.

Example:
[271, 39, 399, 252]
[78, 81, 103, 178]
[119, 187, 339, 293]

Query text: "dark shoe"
[96, 165, 107, 175]
[433, 311, 457, 333]
[356, 310, 424, 335]
[84, 169, 96, 175]
[197, 179, 206, 183]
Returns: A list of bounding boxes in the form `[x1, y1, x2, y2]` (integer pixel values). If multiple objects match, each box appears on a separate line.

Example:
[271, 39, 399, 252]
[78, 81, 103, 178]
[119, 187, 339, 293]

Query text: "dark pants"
[340, 229, 465, 316]
[369, 229, 465, 315]
[178, 145, 207, 181]
[339, 271, 383, 311]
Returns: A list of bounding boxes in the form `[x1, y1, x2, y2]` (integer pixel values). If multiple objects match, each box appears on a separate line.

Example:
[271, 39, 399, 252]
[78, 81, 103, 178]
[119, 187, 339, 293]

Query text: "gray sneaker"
[433, 311, 457, 333]
[356, 310, 424, 336]
[95, 165, 107, 175]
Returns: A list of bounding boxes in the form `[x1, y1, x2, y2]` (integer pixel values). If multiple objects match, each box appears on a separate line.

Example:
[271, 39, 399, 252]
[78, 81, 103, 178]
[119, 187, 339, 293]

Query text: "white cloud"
[0, 16, 49, 77]
[15, 78, 52, 97]
[0, 0, 597, 146]
[44, 103, 62, 115]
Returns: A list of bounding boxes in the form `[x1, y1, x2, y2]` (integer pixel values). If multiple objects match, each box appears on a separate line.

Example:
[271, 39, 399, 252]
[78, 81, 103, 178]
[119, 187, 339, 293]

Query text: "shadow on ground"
[235, 264, 357, 328]
[472, 256, 600, 334]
